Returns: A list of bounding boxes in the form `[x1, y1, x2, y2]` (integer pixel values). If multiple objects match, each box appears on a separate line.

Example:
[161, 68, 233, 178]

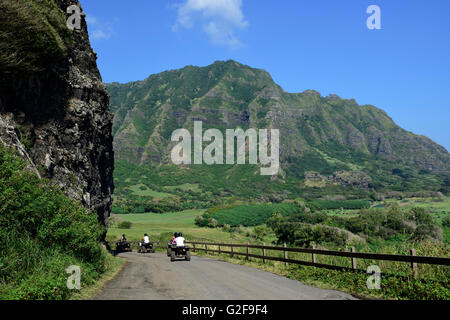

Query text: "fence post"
[411, 248, 418, 279]
[205, 241, 208, 254]
[218, 243, 221, 254]
[193, 242, 196, 253]
[351, 247, 357, 269]
[231, 241, 234, 258]
[312, 244, 316, 264]
[283, 243, 288, 267]
[246, 242, 249, 260]
[262, 243, 266, 264]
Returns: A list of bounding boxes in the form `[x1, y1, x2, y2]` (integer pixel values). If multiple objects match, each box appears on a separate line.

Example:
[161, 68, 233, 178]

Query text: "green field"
[375, 197, 450, 212]
[127, 183, 174, 199]
[107, 209, 250, 243]
[164, 183, 201, 192]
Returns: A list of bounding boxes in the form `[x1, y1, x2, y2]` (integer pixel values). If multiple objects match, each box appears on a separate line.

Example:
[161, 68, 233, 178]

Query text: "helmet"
[174, 232, 178, 237]
[144, 233, 148, 236]
[122, 234, 126, 236]
[179, 232, 183, 237]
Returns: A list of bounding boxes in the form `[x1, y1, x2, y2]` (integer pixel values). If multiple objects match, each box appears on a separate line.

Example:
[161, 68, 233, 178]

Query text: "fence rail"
[185, 241, 450, 278]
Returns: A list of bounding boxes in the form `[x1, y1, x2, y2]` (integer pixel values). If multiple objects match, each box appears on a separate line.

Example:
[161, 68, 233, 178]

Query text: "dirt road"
[93, 252, 356, 300]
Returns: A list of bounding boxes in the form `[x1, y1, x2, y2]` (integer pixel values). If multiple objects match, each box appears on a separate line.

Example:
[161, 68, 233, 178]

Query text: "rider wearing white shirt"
[175, 232, 185, 246]
[139, 233, 151, 249]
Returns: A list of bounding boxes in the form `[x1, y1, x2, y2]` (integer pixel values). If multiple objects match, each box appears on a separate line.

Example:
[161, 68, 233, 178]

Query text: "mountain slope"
[107, 60, 449, 203]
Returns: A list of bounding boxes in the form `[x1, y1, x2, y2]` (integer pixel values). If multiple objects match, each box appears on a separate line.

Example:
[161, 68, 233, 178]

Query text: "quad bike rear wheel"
[185, 251, 191, 261]
[170, 251, 176, 262]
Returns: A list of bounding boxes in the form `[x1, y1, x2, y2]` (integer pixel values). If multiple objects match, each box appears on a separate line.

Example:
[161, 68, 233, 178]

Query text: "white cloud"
[173, 0, 248, 48]
[91, 29, 110, 40]
[86, 14, 113, 40]
[85, 15, 97, 25]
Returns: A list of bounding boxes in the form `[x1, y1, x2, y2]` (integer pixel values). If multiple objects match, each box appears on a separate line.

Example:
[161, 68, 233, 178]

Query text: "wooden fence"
[185, 241, 450, 279]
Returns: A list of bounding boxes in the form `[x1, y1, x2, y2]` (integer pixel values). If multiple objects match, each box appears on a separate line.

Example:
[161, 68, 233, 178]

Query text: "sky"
[82, 0, 450, 151]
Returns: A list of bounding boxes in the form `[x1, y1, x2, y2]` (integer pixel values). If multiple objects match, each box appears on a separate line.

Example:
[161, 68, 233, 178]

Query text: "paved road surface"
[93, 252, 356, 300]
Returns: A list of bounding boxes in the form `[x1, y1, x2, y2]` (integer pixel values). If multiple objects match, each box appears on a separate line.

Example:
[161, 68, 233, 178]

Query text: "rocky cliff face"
[0, 0, 114, 227]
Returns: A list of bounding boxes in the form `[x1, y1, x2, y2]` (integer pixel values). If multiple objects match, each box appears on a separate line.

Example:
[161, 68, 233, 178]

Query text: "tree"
[253, 225, 270, 241]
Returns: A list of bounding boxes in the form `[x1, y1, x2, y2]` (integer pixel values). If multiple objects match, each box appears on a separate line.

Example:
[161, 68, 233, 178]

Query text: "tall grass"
[0, 0, 73, 75]
[0, 145, 108, 299]
[189, 239, 449, 299]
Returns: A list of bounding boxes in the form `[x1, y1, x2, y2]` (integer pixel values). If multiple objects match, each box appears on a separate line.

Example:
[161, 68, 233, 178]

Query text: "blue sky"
[82, 0, 450, 151]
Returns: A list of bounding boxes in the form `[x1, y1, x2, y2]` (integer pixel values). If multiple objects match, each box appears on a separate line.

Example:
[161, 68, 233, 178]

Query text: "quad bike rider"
[169, 232, 191, 262]
[116, 234, 132, 253]
[167, 232, 177, 256]
[138, 233, 155, 253]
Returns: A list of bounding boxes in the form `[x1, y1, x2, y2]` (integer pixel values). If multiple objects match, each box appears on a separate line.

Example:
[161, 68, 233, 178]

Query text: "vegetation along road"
[93, 252, 356, 300]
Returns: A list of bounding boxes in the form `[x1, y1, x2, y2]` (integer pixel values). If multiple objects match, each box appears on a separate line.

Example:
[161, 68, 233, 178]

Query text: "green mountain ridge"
[107, 60, 450, 203]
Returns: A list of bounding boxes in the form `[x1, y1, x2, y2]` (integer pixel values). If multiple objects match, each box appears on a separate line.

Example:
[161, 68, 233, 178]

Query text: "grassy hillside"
[0, 145, 115, 299]
[0, 0, 73, 76]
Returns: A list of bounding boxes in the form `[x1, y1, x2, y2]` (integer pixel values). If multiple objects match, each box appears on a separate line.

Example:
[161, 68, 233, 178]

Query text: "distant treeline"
[195, 200, 371, 228]
[307, 199, 371, 211]
[112, 196, 213, 214]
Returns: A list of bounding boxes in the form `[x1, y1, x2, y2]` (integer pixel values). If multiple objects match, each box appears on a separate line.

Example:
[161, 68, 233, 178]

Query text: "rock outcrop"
[0, 0, 114, 228]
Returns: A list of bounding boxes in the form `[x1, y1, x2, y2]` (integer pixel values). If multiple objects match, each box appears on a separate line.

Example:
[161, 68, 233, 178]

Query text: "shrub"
[442, 216, 450, 228]
[272, 222, 348, 247]
[208, 218, 218, 228]
[0, 145, 106, 299]
[195, 214, 214, 227]
[131, 206, 146, 214]
[222, 224, 232, 233]
[111, 206, 128, 214]
[209, 203, 303, 227]
[253, 225, 270, 240]
[408, 207, 433, 225]
[117, 221, 132, 229]
[412, 224, 443, 242]
[268, 205, 444, 245]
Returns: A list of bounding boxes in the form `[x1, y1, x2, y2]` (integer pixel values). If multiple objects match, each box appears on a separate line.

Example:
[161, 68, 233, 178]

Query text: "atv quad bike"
[167, 242, 173, 257]
[115, 240, 132, 253]
[169, 244, 191, 262]
[138, 242, 155, 254]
